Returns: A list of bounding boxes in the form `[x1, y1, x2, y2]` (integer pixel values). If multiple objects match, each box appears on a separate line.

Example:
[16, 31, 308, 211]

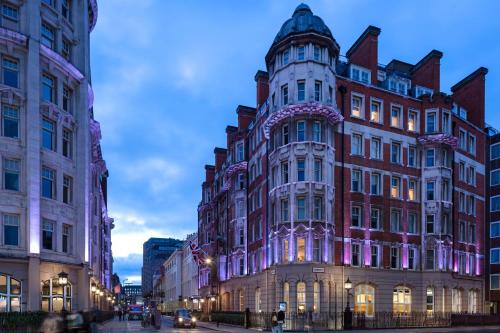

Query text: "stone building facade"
[0, 0, 114, 312]
[198, 4, 487, 317]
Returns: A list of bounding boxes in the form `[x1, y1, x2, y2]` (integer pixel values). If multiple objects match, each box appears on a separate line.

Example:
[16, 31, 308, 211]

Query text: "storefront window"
[393, 286, 411, 315]
[354, 284, 374, 317]
[41, 279, 72, 312]
[0, 274, 21, 312]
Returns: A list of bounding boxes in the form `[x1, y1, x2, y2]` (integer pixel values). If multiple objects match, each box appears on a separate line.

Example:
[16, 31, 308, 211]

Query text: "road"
[98, 316, 215, 333]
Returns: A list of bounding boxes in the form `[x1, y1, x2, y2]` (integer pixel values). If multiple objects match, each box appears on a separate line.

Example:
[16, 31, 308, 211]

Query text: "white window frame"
[350, 64, 371, 84]
[490, 143, 500, 161]
[408, 109, 419, 133]
[351, 133, 363, 156]
[390, 104, 402, 128]
[492, 195, 500, 212]
[425, 109, 438, 134]
[491, 274, 500, 290]
[369, 98, 383, 124]
[491, 221, 500, 238]
[491, 248, 500, 264]
[370, 137, 382, 160]
[351, 93, 365, 119]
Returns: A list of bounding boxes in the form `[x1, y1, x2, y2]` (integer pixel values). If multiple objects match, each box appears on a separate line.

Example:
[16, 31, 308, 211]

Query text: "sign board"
[312, 267, 325, 273]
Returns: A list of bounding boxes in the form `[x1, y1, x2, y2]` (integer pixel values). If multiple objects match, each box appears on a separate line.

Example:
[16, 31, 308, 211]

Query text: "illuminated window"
[408, 179, 416, 201]
[426, 287, 434, 315]
[283, 239, 289, 263]
[354, 284, 374, 317]
[393, 286, 411, 314]
[370, 99, 381, 123]
[283, 282, 289, 309]
[297, 282, 306, 313]
[297, 238, 305, 262]
[255, 288, 261, 312]
[391, 176, 400, 198]
[41, 279, 72, 312]
[390, 105, 401, 128]
[451, 288, 462, 313]
[468, 290, 478, 313]
[408, 110, 418, 132]
[0, 274, 21, 312]
[313, 281, 320, 313]
[351, 95, 363, 118]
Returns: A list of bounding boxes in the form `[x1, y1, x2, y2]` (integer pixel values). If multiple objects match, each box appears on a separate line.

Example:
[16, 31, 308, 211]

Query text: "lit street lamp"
[344, 277, 353, 330]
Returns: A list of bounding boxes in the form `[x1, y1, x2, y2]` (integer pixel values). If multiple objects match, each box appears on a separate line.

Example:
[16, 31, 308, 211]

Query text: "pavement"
[98, 317, 500, 333]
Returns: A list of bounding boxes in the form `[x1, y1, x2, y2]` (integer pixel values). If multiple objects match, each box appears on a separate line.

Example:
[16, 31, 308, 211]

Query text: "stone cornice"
[40, 44, 84, 81]
[0, 27, 27, 45]
[418, 133, 458, 150]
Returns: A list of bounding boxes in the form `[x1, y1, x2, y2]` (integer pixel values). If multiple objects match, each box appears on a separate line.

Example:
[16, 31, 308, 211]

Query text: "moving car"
[173, 308, 196, 328]
[127, 304, 143, 320]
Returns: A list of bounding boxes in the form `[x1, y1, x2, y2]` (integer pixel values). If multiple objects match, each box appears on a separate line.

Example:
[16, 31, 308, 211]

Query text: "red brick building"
[198, 4, 487, 317]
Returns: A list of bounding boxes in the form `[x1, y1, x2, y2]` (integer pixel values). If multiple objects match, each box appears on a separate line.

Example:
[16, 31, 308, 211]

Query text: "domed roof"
[272, 4, 333, 46]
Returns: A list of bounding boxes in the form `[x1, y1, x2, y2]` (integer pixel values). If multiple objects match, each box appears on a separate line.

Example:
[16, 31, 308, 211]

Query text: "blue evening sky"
[90, 0, 500, 284]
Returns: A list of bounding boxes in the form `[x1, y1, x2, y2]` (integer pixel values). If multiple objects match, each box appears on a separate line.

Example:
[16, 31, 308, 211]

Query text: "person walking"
[277, 308, 285, 333]
[271, 309, 278, 333]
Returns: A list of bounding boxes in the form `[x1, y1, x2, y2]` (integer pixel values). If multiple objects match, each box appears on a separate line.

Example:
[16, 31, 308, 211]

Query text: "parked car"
[127, 304, 143, 320]
[173, 308, 196, 328]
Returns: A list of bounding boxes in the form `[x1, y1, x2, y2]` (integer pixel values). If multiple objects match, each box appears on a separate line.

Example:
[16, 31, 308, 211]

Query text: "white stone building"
[0, 0, 113, 312]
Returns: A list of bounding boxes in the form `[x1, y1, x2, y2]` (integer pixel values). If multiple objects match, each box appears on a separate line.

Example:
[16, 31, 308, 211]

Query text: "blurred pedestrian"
[271, 309, 278, 333]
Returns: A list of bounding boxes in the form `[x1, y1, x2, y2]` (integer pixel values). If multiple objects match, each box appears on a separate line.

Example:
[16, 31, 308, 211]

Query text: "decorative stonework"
[88, 84, 94, 110]
[89, 0, 98, 32]
[222, 161, 248, 191]
[0, 86, 24, 105]
[89, 118, 102, 144]
[0, 27, 27, 45]
[40, 44, 84, 81]
[418, 133, 458, 149]
[198, 203, 211, 214]
[263, 102, 343, 139]
[40, 102, 75, 126]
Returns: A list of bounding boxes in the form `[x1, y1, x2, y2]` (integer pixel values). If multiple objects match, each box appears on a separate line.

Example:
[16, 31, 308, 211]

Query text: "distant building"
[122, 284, 142, 305]
[142, 238, 183, 297]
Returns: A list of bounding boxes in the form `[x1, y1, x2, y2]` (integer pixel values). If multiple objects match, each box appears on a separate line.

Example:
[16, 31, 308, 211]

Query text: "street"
[98, 317, 218, 333]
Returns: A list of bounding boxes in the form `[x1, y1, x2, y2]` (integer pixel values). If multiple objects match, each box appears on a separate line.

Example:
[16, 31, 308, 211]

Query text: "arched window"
[452, 288, 462, 313]
[426, 287, 434, 315]
[297, 281, 306, 314]
[41, 279, 72, 312]
[393, 286, 411, 314]
[0, 274, 21, 312]
[283, 282, 289, 311]
[468, 289, 478, 313]
[354, 284, 374, 317]
[313, 281, 320, 313]
[255, 287, 261, 313]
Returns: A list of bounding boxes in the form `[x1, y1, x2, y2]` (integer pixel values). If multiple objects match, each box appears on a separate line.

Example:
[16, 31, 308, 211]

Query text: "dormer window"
[297, 46, 305, 60]
[416, 85, 433, 98]
[388, 78, 409, 96]
[350, 65, 371, 84]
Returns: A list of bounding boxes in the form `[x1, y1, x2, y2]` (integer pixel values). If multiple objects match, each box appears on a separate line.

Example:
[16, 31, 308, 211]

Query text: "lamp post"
[58, 271, 69, 311]
[344, 278, 353, 330]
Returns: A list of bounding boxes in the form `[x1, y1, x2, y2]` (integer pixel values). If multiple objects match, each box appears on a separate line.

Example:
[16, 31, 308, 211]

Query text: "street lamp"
[344, 277, 353, 330]
[58, 272, 69, 312]
[205, 257, 212, 264]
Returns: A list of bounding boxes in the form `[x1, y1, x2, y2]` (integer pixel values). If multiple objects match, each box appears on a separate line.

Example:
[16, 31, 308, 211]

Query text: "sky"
[90, 0, 500, 284]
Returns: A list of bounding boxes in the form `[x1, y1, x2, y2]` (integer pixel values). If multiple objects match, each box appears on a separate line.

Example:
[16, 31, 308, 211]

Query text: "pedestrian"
[118, 307, 122, 321]
[271, 309, 278, 333]
[277, 307, 285, 333]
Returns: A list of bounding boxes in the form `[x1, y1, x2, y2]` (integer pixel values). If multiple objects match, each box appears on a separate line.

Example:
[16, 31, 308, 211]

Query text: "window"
[408, 110, 418, 132]
[425, 249, 435, 270]
[426, 181, 435, 201]
[390, 209, 401, 232]
[459, 129, 467, 150]
[313, 281, 320, 312]
[426, 111, 437, 133]
[3, 214, 19, 246]
[283, 239, 289, 262]
[42, 118, 56, 150]
[63, 86, 72, 113]
[370, 208, 380, 229]
[393, 287, 411, 314]
[370, 245, 378, 267]
[491, 248, 500, 264]
[297, 237, 305, 262]
[354, 284, 374, 317]
[281, 161, 288, 184]
[408, 248, 416, 270]
[2, 57, 18, 88]
[314, 159, 322, 182]
[62, 0, 72, 22]
[2, 4, 19, 27]
[281, 84, 288, 105]
[351, 243, 360, 266]
[442, 178, 450, 201]
[282, 124, 289, 145]
[42, 74, 55, 103]
[466, 166, 475, 185]
[492, 196, 500, 212]
[351, 65, 371, 84]
[41, 23, 55, 50]
[63, 175, 73, 205]
[490, 275, 500, 290]
[452, 288, 462, 313]
[296, 282, 306, 313]
[408, 146, 417, 167]
[296, 121, 305, 141]
[62, 224, 72, 253]
[390, 105, 401, 128]
[370, 137, 381, 159]
[0, 274, 21, 312]
[62, 38, 71, 61]
[312, 121, 321, 142]
[296, 197, 306, 220]
[459, 162, 465, 181]
[416, 86, 433, 98]
[314, 81, 322, 102]
[426, 288, 434, 315]
[391, 247, 400, 269]
[370, 99, 381, 123]
[491, 143, 500, 160]
[313, 196, 322, 220]
[236, 143, 244, 162]
[468, 290, 478, 314]
[408, 212, 417, 234]
[426, 149, 435, 167]
[297, 80, 305, 101]
[313, 238, 321, 262]
[469, 224, 476, 244]
[42, 167, 55, 199]
[313, 46, 321, 61]
[426, 214, 435, 234]
[2, 105, 19, 138]
[391, 142, 401, 164]
[42, 219, 54, 250]
[351, 95, 363, 118]
[468, 196, 476, 216]
[255, 288, 261, 312]
[297, 45, 305, 60]
[468, 134, 476, 155]
[351, 133, 363, 156]
[62, 129, 73, 159]
[370, 173, 380, 195]
[491, 222, 500, 238]
[297, 159, 305, 181]
[3, 159, 19, 191]
[351, 206, 361, 227]
[391, 176, 400, 198]
[351, 169, 362, 192]
[442, 213, 450, 235]
[282, 50, 289, 65]
[408, 179, 416, 201]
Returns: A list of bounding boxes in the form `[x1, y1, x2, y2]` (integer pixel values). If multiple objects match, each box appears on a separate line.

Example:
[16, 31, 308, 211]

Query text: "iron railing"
[352, 312, 451, 329]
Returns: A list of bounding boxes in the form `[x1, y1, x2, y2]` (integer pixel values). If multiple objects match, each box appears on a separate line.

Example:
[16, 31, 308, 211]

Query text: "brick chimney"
[254, 70, 269, 108]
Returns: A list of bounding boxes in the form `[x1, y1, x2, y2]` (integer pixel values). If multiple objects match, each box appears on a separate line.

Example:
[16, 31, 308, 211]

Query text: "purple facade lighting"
[418, 133, 458, 149]
[89, 0, 98, 32]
